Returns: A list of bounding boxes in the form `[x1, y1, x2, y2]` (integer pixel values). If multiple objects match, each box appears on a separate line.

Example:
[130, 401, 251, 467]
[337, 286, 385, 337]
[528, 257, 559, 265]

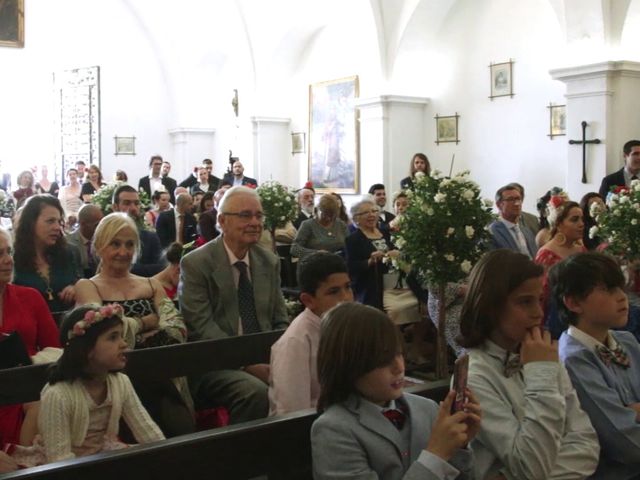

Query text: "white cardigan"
[38, 372, 165, 462]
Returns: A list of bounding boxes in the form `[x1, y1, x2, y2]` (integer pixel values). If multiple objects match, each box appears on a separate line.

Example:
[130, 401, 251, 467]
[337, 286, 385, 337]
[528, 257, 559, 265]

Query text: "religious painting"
[114, 136, 136, 155]
[489, 60, 514, 99]
[435, 113, 460, 145]
[0, 0, 24, 48]
[291, 132, 306, 154]
[548, 104, 566, 138]
[308, 75, 359, 193]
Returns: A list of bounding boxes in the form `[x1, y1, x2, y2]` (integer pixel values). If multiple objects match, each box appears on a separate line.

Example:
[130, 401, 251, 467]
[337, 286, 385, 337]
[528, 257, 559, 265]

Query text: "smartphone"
[451, 354, 469, 413]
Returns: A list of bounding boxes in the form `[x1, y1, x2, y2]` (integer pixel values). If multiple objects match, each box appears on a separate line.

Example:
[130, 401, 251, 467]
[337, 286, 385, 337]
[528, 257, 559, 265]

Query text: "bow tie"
[382, 409, 406, 430]
[596, 344, 630, 368]
[503, 353, 522, 378]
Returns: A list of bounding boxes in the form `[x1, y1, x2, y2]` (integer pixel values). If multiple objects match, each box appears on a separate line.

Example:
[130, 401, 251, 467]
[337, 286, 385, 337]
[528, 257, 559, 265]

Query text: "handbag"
[0, 331, 32, 369]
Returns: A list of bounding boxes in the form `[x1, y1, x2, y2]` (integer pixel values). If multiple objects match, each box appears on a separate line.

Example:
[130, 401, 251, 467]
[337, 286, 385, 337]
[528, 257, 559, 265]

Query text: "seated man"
[112, 184, 164, 276]
[180, 186, 289, 424]
[599, 139, 640, 199]
[221, 160, 257, 188]
[488, 184, 537, 259]
[156, 193, 197, 248]
[269, 252, 352, 415]
[293, 184, 315, 230]
[66, 203, 103, 278]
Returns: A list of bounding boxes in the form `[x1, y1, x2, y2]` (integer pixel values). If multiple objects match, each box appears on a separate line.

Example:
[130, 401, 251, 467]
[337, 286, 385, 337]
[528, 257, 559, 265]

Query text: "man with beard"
[180, 186, 289, 424]
[293, 183, 315, 230]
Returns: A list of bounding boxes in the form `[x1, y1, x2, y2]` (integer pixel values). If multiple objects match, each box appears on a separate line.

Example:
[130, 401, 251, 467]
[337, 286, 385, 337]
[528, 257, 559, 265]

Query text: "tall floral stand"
[435, 284, 449, 379]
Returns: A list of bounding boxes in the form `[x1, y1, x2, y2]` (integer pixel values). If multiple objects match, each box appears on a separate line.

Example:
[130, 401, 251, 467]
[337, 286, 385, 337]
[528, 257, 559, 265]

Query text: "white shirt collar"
[567, 325, 619, 351]
[222, 237, 250, 268]
[499, 216, 519, 229]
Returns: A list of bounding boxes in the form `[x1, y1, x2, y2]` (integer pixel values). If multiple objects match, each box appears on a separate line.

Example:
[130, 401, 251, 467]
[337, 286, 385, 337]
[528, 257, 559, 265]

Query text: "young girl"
[311, 302, 481, 480]
[11, 304, 165, 465]
[458, 249, 599, 479]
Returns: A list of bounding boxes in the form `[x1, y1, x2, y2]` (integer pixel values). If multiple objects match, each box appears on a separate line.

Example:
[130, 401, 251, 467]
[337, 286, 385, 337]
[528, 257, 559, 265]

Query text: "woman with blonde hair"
[74, 212, 195, 436]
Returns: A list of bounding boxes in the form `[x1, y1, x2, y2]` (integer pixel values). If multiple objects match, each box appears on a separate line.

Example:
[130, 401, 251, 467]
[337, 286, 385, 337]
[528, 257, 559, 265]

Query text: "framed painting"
[547, 104, 566, 138]
[0, 0, 24, 48]
[291, 132, 306, 154]
[114, 136, 136, 155]
[435, 113, 460, 145]
[308, 75, 359, 193]
[489, 60, 514, 99]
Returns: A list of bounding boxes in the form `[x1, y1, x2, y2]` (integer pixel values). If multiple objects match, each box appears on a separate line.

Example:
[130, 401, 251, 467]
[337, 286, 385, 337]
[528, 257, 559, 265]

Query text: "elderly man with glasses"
[488, 184, 538, 259]
[179, 186, 289, 424]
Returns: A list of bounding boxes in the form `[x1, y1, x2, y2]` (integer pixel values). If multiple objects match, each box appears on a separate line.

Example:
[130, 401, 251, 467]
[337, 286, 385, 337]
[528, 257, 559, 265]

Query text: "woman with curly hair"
[13, 195, 78, 315]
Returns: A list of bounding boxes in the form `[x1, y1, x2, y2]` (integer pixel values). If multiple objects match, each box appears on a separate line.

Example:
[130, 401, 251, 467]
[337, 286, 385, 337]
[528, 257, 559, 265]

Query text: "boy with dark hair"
[268, 252, 353, 415]
[551, 252, 640, 479]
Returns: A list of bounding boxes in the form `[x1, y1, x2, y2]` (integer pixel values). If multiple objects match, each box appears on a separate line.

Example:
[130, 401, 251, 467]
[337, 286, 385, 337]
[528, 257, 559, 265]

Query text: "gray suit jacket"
[65, 229, 96, 278]
[488, 219, 538, 258]
[179, 236, 289, 341]
[311, 394, 472, 480]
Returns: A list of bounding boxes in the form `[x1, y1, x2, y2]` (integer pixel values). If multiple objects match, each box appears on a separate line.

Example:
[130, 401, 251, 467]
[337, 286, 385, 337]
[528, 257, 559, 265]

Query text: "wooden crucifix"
[568, 121, 601, 183]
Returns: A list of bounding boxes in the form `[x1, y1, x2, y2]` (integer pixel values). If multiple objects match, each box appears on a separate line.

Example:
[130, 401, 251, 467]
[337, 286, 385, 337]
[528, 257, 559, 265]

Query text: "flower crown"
[68, 304, 125, 340]
[546, 189, 569, 228]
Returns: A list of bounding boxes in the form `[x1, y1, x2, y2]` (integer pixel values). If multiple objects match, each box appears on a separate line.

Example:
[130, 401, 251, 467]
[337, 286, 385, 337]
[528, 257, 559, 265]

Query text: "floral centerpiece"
[256, 181, 298, 252]
[591, 180, 640, 261]
[0, 189, 15, 219]
[392, 169, 495, 376]
[91, 182, 151, 229]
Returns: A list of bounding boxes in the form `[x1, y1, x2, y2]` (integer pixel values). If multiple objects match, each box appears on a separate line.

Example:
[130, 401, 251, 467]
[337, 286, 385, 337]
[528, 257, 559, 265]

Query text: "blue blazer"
[488, 220, 537, 258]
[311, 393, 472, 480]
[559, 331, 640, 479]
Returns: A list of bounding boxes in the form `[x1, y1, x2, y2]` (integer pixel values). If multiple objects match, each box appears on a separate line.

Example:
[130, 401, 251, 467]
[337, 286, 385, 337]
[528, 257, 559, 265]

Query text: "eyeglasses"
[223, 211, 264, 221]
[354, 208, 380, 216]
[501, 197, 522, 204]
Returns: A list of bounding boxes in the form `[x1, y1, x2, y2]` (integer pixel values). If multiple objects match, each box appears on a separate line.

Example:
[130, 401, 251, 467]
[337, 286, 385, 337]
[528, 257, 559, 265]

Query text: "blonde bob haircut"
[92, 213, 140, 264]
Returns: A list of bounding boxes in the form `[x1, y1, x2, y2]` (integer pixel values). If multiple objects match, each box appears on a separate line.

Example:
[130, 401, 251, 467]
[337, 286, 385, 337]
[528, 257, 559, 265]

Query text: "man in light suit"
[155, 193, 198, 248]
[221, 160, 257, 188]
[66, 204, 103, 278]
[599, 139, 640, 199]
[488, 184, 537, 258]
[180, 186, 289, 424]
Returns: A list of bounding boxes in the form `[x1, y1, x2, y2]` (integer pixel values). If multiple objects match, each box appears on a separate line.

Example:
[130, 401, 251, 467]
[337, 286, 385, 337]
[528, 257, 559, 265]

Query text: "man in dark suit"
[180, 186, 289, 424]
[160, 160, 177, 200]
[488, 184, 537, 258]
[156, 193, 198, 248]
[179, 158, 220, 190]
[66, 204, 103, 278]
[599, 139, 640, 198]
[293, 184, 315, 229]
[221, 160, 257, 188]
[138, 155, 177, 204]
[368, 183, 395, 233]
[112, 184, 164, 276]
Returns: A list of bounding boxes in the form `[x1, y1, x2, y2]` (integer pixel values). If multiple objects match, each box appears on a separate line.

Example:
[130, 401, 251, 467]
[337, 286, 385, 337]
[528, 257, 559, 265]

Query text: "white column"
[550, 61, 640, 199]
[250, 116, 291, 186]
[168, 127, 216, 182]
[356, 95, 429, 196]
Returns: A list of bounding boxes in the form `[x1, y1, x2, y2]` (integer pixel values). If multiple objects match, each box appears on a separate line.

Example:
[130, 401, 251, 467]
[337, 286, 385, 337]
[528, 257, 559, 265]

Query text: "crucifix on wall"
[568, 121, 601, 183]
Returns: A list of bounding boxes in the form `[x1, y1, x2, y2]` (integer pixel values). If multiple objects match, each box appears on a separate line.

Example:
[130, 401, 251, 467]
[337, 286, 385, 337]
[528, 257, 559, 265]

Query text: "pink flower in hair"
[72, 323, 86, 337]
[99, 306, 113, 317]
[84, 310, 96, 322]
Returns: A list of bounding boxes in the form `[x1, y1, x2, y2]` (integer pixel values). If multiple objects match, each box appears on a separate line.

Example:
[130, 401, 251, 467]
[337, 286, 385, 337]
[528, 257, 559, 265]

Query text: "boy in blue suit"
[551, 252, 640, 479]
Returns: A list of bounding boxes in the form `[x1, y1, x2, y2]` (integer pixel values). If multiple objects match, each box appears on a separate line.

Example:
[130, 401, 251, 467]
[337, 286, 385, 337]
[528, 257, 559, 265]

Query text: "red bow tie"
[382, 409, 406, 430]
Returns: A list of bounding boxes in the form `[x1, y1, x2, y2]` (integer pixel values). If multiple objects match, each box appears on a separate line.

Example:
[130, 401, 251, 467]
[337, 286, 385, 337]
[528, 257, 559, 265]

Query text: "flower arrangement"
[68, 303, 124, 340]
[392, 169, 495, 286]
[591, 179, 640, 260]
[256, 181, 298, 232]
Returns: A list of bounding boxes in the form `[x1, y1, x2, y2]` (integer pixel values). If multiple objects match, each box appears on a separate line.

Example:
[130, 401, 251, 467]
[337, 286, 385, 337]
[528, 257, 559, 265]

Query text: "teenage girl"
[11, 304, 165, 465]
[311, 302, 481, 480]
[458, 249, 600, 479]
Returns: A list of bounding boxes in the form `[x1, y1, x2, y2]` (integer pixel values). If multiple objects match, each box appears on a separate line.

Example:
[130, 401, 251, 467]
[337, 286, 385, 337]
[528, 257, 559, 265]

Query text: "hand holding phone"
[451, 354, 469, 413]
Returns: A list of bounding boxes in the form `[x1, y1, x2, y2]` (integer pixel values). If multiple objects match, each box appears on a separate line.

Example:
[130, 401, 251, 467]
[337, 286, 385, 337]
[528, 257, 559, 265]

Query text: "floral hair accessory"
[68, 303, 125, 340]
[546, 189, 569, 228]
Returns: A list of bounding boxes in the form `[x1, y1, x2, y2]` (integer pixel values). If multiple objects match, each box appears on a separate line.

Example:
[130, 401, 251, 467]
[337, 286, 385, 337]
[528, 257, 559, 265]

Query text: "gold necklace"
[36, 265, 54, 301]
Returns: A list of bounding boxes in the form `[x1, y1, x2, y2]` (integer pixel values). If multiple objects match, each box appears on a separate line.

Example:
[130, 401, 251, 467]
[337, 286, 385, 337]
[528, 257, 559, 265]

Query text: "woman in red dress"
[0, 228, 60, 447]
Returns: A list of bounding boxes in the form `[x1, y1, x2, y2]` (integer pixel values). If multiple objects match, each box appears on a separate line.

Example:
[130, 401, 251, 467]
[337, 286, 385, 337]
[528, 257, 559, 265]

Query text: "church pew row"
[0, 330, 285, 406]
[0, 380, 451, 480]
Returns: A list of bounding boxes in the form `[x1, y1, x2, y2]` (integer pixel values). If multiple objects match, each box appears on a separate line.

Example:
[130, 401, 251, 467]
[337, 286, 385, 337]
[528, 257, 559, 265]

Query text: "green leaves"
[596, 181, 640, 260]
[256, 181, 299, 231]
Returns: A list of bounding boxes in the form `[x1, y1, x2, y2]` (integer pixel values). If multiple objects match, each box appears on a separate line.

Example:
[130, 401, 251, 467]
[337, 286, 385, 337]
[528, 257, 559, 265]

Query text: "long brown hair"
[458, 249, 543, 348]
[410, 153, 431, 177]
[316, 302, 402, 412]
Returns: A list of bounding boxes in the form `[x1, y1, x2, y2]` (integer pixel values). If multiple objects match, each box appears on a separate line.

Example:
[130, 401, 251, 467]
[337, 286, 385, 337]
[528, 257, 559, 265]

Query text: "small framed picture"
[489, 60, 514, 99]
[0, 0, 24, 48]
[548, 104, 566, 138]
[292, 132, 306, 154]
[114, 136, 136, 155]
[435, 113, 460, 145]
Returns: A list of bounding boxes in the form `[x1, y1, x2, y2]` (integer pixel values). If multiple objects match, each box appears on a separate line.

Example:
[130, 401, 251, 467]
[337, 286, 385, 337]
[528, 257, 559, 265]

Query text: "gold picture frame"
[489, 60, 514, 99]
[435, 113, 460, 145]
[114, 136, 136, 155]
[0, 0, 24, 48]
[308, 75, 360, 194]
[547, 104, 566, 138]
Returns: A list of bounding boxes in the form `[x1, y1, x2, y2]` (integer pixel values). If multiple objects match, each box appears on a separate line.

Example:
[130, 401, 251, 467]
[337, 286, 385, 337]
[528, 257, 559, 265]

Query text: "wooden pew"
[0, 330, 284, 406]
[0, 380, 450, 480]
